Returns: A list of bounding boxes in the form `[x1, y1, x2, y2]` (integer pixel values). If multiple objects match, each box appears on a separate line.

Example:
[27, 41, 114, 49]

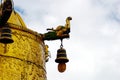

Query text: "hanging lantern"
[55, 47, 69, 72]
[0, 26, 14, 44]
[55, 47, 69, 63]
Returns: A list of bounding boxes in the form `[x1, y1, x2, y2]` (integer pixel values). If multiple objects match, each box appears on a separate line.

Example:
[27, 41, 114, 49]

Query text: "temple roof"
[6, 10, 42, 39]
[7, 11, 27, 29]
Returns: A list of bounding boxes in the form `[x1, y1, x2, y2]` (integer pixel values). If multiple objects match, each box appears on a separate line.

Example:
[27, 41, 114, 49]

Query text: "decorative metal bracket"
[42, 16, 72, 41]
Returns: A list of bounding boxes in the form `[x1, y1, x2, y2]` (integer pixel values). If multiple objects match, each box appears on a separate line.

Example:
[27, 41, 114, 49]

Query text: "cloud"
[13, 0, 120, 80]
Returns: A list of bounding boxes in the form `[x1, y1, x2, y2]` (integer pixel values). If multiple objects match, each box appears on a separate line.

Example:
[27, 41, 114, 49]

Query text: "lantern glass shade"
[58, 63, 66, 73]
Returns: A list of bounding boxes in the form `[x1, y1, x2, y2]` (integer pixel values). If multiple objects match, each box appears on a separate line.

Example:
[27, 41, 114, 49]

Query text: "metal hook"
[60, 39, 63, 48]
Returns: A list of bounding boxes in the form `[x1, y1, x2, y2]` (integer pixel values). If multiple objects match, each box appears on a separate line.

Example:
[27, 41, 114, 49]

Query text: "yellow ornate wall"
[0, 11, 47, 80]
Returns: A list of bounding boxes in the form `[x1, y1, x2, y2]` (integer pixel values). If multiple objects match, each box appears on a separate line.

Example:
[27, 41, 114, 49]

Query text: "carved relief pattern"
[0, 29, 46, 80]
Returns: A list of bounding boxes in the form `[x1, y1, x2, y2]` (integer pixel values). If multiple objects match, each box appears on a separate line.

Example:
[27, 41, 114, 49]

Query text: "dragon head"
[67, 16, 72, 20]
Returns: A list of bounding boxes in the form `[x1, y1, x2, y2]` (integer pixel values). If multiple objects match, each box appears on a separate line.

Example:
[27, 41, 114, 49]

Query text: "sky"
[7, 0, 120, 80]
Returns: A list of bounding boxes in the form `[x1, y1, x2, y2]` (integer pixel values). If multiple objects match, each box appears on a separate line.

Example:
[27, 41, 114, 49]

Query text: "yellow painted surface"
[0, 11, 47, 80]
[7, 11, 27, 29]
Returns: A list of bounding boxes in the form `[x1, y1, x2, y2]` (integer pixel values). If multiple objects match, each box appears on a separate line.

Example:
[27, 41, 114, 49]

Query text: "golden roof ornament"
[0, 0, 72, 79]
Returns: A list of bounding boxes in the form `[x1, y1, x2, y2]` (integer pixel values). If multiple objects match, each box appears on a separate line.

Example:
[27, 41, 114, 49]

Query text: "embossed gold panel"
[0, 11, 47, 80]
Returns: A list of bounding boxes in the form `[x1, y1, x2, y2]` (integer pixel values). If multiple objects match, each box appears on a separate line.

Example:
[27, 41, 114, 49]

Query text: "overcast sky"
[9, 0, 120, 80]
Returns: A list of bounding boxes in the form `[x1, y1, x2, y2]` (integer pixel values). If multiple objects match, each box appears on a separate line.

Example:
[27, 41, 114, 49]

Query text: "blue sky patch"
[14, 6, 25, 15]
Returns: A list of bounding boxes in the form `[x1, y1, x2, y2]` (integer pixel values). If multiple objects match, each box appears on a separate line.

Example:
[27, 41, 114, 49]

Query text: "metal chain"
[60, 39, 63, 48]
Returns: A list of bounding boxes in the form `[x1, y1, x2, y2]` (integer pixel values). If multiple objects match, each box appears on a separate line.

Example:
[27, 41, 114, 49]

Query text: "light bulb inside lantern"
[58, 63, 66, 73]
